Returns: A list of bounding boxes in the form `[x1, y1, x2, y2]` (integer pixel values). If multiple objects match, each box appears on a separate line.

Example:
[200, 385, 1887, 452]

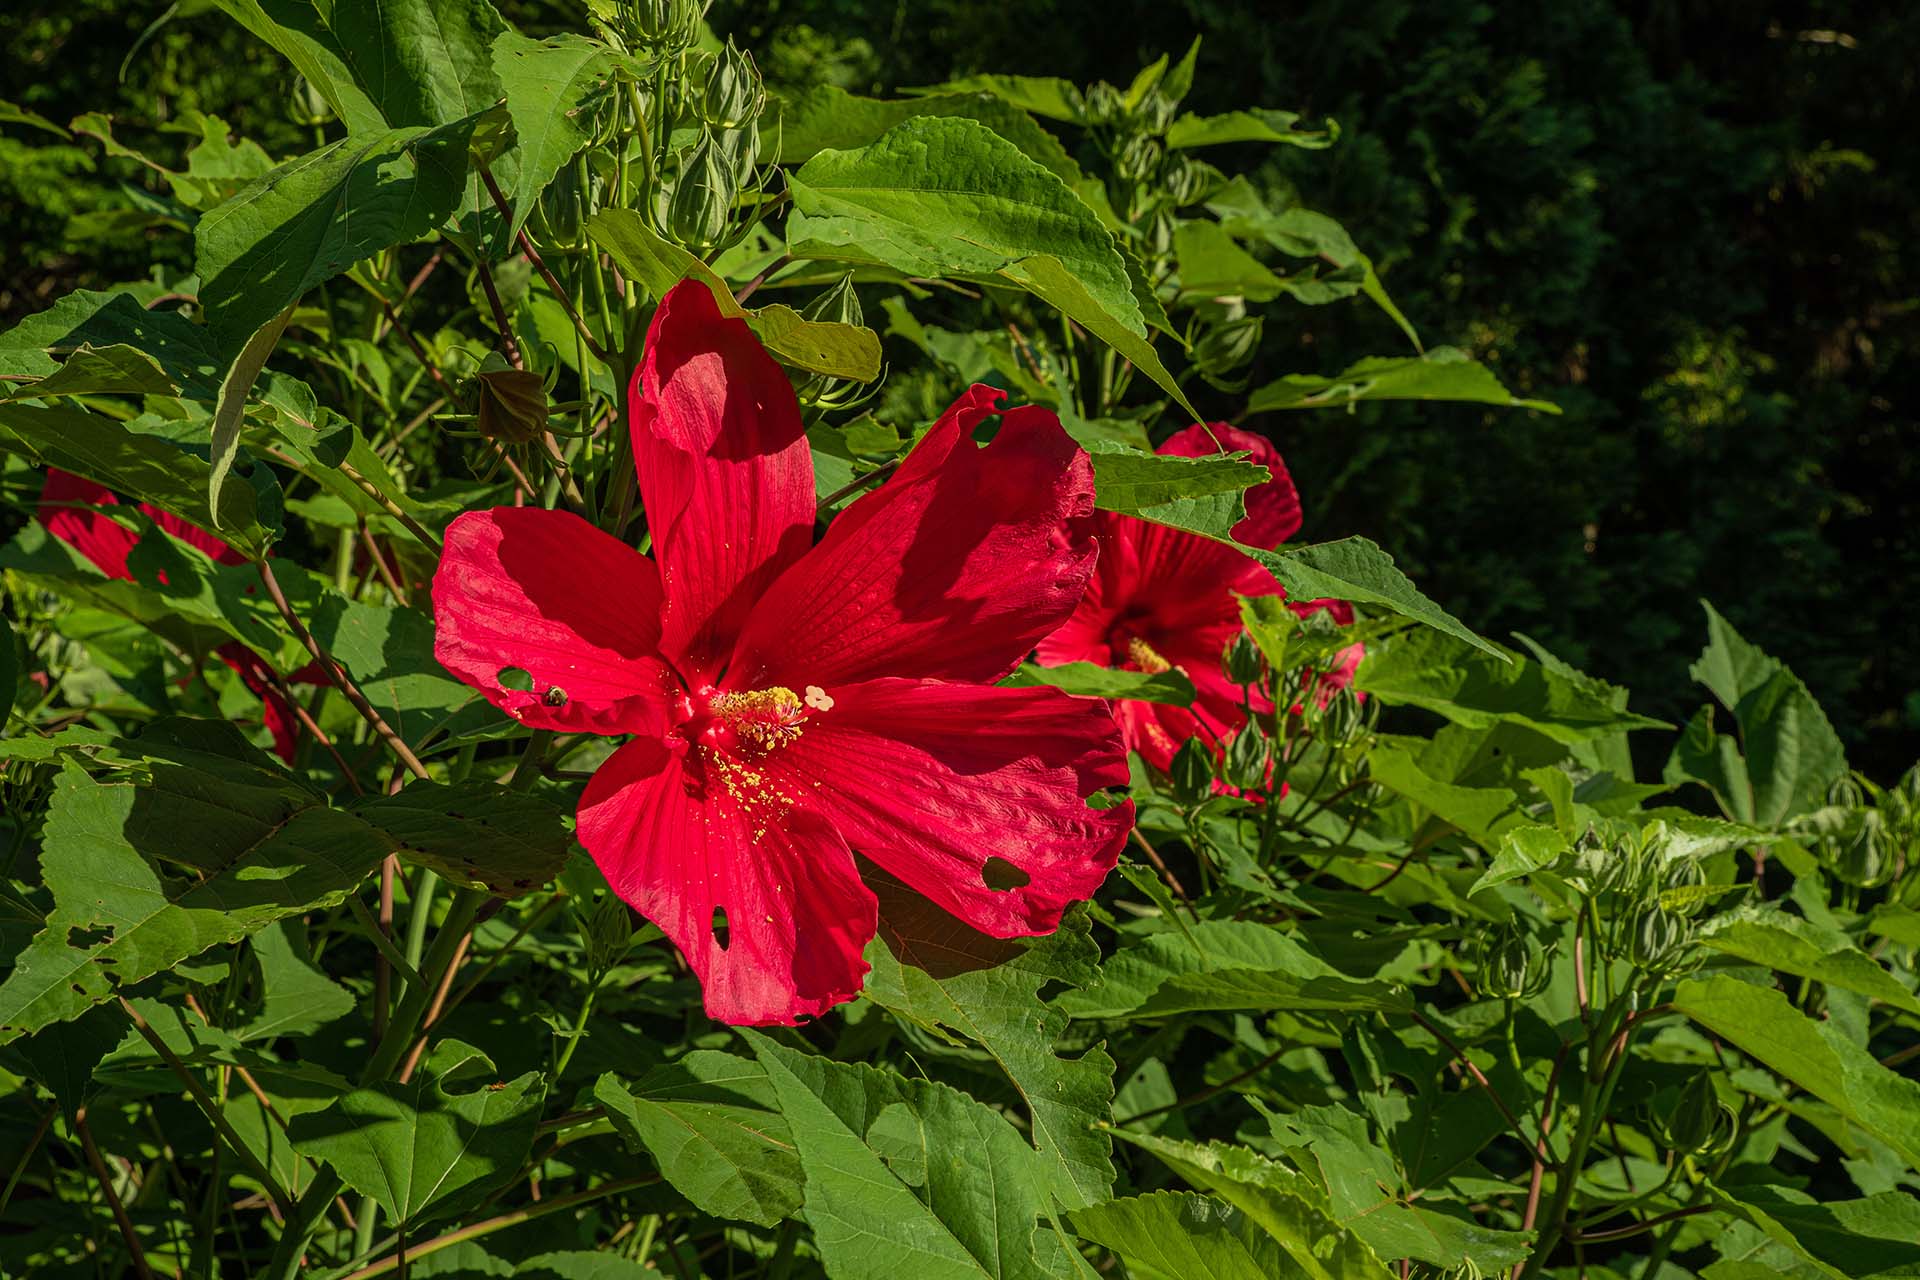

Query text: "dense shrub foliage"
[1, 4, 1917, 1280]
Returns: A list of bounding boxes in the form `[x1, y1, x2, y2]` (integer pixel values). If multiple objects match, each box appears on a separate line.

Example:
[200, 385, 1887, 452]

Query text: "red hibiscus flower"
[1034, 423, 1360, 772]
[36, 469, 318, 761]
[430, 281, 1133, 1026]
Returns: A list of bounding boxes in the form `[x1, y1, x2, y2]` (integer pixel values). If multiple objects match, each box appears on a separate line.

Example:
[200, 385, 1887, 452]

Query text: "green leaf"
[1254, 538, 1498, 658]
[1248, 348, 1557, 413]
[748, 1030, 1063, 1280]
[1698, 908, 1920, 1016]
[350, 781, 569, 896]
[1664, 704, 1755, 823]
[205, 0, 388, 133]
[1356, 629, 1665, 743]
[585, 209, 882, 381]
[903, 74, 1086, 124]
[208, 302, 296, 527]
[0, 611, 15, 717]
[1265, 1104, 1532, 1269]
[489, 32, 619, 250]
[1172, 222, 1289, 302]
[1709, 1184, 1920, 1280]
[1368, 744, 1522, 848]
[305, 595, 496, 750]
[1070, 1190, 1306, 1280]
[594, 1052, 801, 1227]
[1089, 443, 1268, 517]
[0, 97, 71, 138]
[1058, 920, 1406, 1020]
[773, 84, 1083, 185]
[195, 120, 477, 355]
[1468, 825, 1571, 895]
[0, 284, 223, 399]
[1107, 1132, 1387, 1280]
[290, 1045, 542, 1226]
[784, 117, 1197, 418]
[0, 343, 178, 401]
[1166, 109, 1336, 149]
[236, 920, 354, 1043]
[0, 725, 393, 1043]
[1673, 975, 1920, 1172]
[861, 895, 1117, 1208]
[1003, 661, 1195, 707]
[0, 403, 277, 556]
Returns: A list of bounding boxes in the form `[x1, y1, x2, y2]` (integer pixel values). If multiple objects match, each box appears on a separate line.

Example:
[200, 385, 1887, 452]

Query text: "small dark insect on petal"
[543, 686, 569, 707]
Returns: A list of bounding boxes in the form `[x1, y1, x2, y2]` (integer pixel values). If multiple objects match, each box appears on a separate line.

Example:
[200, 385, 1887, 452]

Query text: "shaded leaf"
[1248, 348, 1557, 413]
[1004, 661, 1196, 708]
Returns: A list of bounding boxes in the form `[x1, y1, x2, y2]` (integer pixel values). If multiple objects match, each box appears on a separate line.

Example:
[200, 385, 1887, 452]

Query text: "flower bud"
[701, 40, 763, 130]
[1222, 631, 1264, 687]
[1169, 737, 1214, 807]
[1083, 81, 1124, 125]
[1191, 315, 1263, 390]
[578, 892, 637, 979]
[1135, 88, 1178, 135]
[630, 0, 707, 51]
[1114, 134, 1164, 183]
[1474, 919, 1548, 1001]
[1834, 817, 1895, 889]
[468, 355, 550, 445]
[1223, 725, 1268, 792]
[288, 74, 335, 128]
[666, 129, 736, 254]
[1625, 902, 1693, 974]
[529, 161, 601, 250]
[1650, 1070, 1737, 1158]
[1163, 154, 1210, 206]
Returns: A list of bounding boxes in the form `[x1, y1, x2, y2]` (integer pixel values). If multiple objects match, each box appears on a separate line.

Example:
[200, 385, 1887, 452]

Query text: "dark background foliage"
[7, 0, 1916, 776]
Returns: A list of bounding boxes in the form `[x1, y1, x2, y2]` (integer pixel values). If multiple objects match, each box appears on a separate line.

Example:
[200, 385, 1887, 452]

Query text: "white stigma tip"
[803, 685, 834, 711]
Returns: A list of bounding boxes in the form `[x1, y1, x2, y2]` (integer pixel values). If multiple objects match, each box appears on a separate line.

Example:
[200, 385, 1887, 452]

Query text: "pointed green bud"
[1222, 725, 1268, 792]
[1625, 902, 1693, 974]
[701, 40, 763, 130]
[667, 129, 736, 254]
[1169, 737, 1215, 807]
[1084, 81, 1124, 125]
[1474, 919, 1548, 1001]
[1222, 631, 1264, 687]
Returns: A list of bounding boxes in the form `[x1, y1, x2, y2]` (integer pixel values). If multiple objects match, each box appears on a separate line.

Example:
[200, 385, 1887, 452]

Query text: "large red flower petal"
[764, 678, 1131, 938]
[432, 507, 673, 734]
[577, 735, 876, 1025]
[38, 470, 138, 579]
[631, 281, 814, 683]
[1159, 422, 1302, 548]
[728, 389, 1098, 688]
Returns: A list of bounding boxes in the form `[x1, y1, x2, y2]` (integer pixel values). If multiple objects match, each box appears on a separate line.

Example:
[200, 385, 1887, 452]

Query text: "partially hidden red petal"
[1160, 422, 1302, 548]
[577, 735, 876, 1025]
[432, 507, 673, 734]
[631, 280, 814, 682]
[729, 390, 1098, 688]
[38, 470, 136, 579]
[216, 644, 300, 763]
[766, 678, 1131, 938]
[143, 506, 245, 565]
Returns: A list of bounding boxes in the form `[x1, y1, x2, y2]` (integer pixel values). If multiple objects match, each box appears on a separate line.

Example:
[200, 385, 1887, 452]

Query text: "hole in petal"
[498, 666, 534, 692]
[982, 858, 1031, 892]
[711, 906, 730, 951]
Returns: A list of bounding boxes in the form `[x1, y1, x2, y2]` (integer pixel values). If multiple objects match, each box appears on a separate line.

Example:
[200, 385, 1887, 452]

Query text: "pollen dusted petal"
[728, 389, 1100, 689]
[631, 280, 815, 683]
[433, 507, 673, 735]
[762, 677, 1131, 939]
[577, 735, 877, 1026]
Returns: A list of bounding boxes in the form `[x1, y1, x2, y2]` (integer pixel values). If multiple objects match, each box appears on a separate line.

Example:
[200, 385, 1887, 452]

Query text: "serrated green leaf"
[489, 32, 618, 250]
[1674, 975, 1920, 1172]
[1166, 109, 1335, 149]
[350, 780, 569, 896]
[594, 1052, 801, 1227]
[195, 120, 477, 354]
[1469, 825, 1570, 895]
[1003, 661, 1195, 707]
[236, 920, 354, 1043]
[862, 894, 1116, 1208]
[1699, 908, 1920, 1016]
[1070, 1190, 1303, 1280]
[903, 74, 1085, 124]
[1708, 1184, 1920, 1280]
[0, 343, 178, 401]
[0, 284, 223, 398]
[1248, 348, 1557, 413]
[1253, 538, 1498, 658]
[0, 725, 393, 1043]
[290, 1048, 542, 1226]
[1366, 744, 1521, 848]
[748, 1030, 1062, 1280]
[773, 84, 1083, 184]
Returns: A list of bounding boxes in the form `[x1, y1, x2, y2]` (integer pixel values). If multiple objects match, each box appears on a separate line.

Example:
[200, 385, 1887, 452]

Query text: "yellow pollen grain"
[711, 686, 805, 754]
[1127, 636, 1172, 674]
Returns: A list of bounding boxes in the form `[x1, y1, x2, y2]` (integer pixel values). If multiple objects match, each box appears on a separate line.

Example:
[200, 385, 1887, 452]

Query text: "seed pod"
[666, 129, 736, 255]
[1834, 816, 1895, 889]
[1191, 314, 1263, 390]
[1222, 631, 1264, 687]
[1162, 154, 1210, 206]
[470, 358, 550, 445]
[1625, 902, 1693, 974]
[1114, 134, 1164, 183]
[701, 39, 763, 130]
[1650, 1070, 1737, 1158]
[630, 0, 707, 51]
[1474, 919, 1548, 1001]
[1169, 737, 1215, 807]
[1223, 725, 1269, 792]
[578, 892, 636, 979]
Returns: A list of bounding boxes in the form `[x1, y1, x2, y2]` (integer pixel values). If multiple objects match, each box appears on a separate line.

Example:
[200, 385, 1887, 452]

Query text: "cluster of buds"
[657, 39, 770, 257]
[626, 0, 708, 53]
[1648, 1070, 1739, 1160]
[1805, 768, 1919, 891]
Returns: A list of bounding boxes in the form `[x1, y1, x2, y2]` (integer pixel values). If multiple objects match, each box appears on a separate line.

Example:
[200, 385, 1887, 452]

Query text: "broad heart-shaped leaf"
[1263, 1104, 1532, 1270]
[773, 84, 1083, 185]
[1070, 1191, 1310, 1280]
[1678, 602, 1847, 826]
[1087, 443, 1268, 515]
[206, 0, 386, 132]
[585, 209, 882, 381]
[350, 781, 570, 896]
[0, 723, 393, 1044]
[1166, 109, 1336, 149]
[1107, 1132, 1388, 1280]
[1247, 348, 1557, 413]
[1674, 975, 1920, 1172]
[235, 920, 354, 1043]
[195, 118, 478, 355]
[1708, 1183, 1920, 1280]
[1003, 661, 1196, 708]
[1698, 907, 1920, 1017]
[594, 1052, 801, 1227]
[861, 896, 1117, 1209]
[0, 343, 177, 401]
[784, 116, 1198, 419]
[1368, 744, 1524, 849]
[305, 591, 498, 752]
[0, 403, 277, 557]
[0, 284, 224, 398]
[1356, 629, 1666, 744]
[1058, 920, 1407, 1021]
[489, 32, 619, 250]
[1664, 704, 1756, 823]
[289, 1047, 542, 1227]
[746, 1030, 1064, 1280]
[903, 73, 1087, 123]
